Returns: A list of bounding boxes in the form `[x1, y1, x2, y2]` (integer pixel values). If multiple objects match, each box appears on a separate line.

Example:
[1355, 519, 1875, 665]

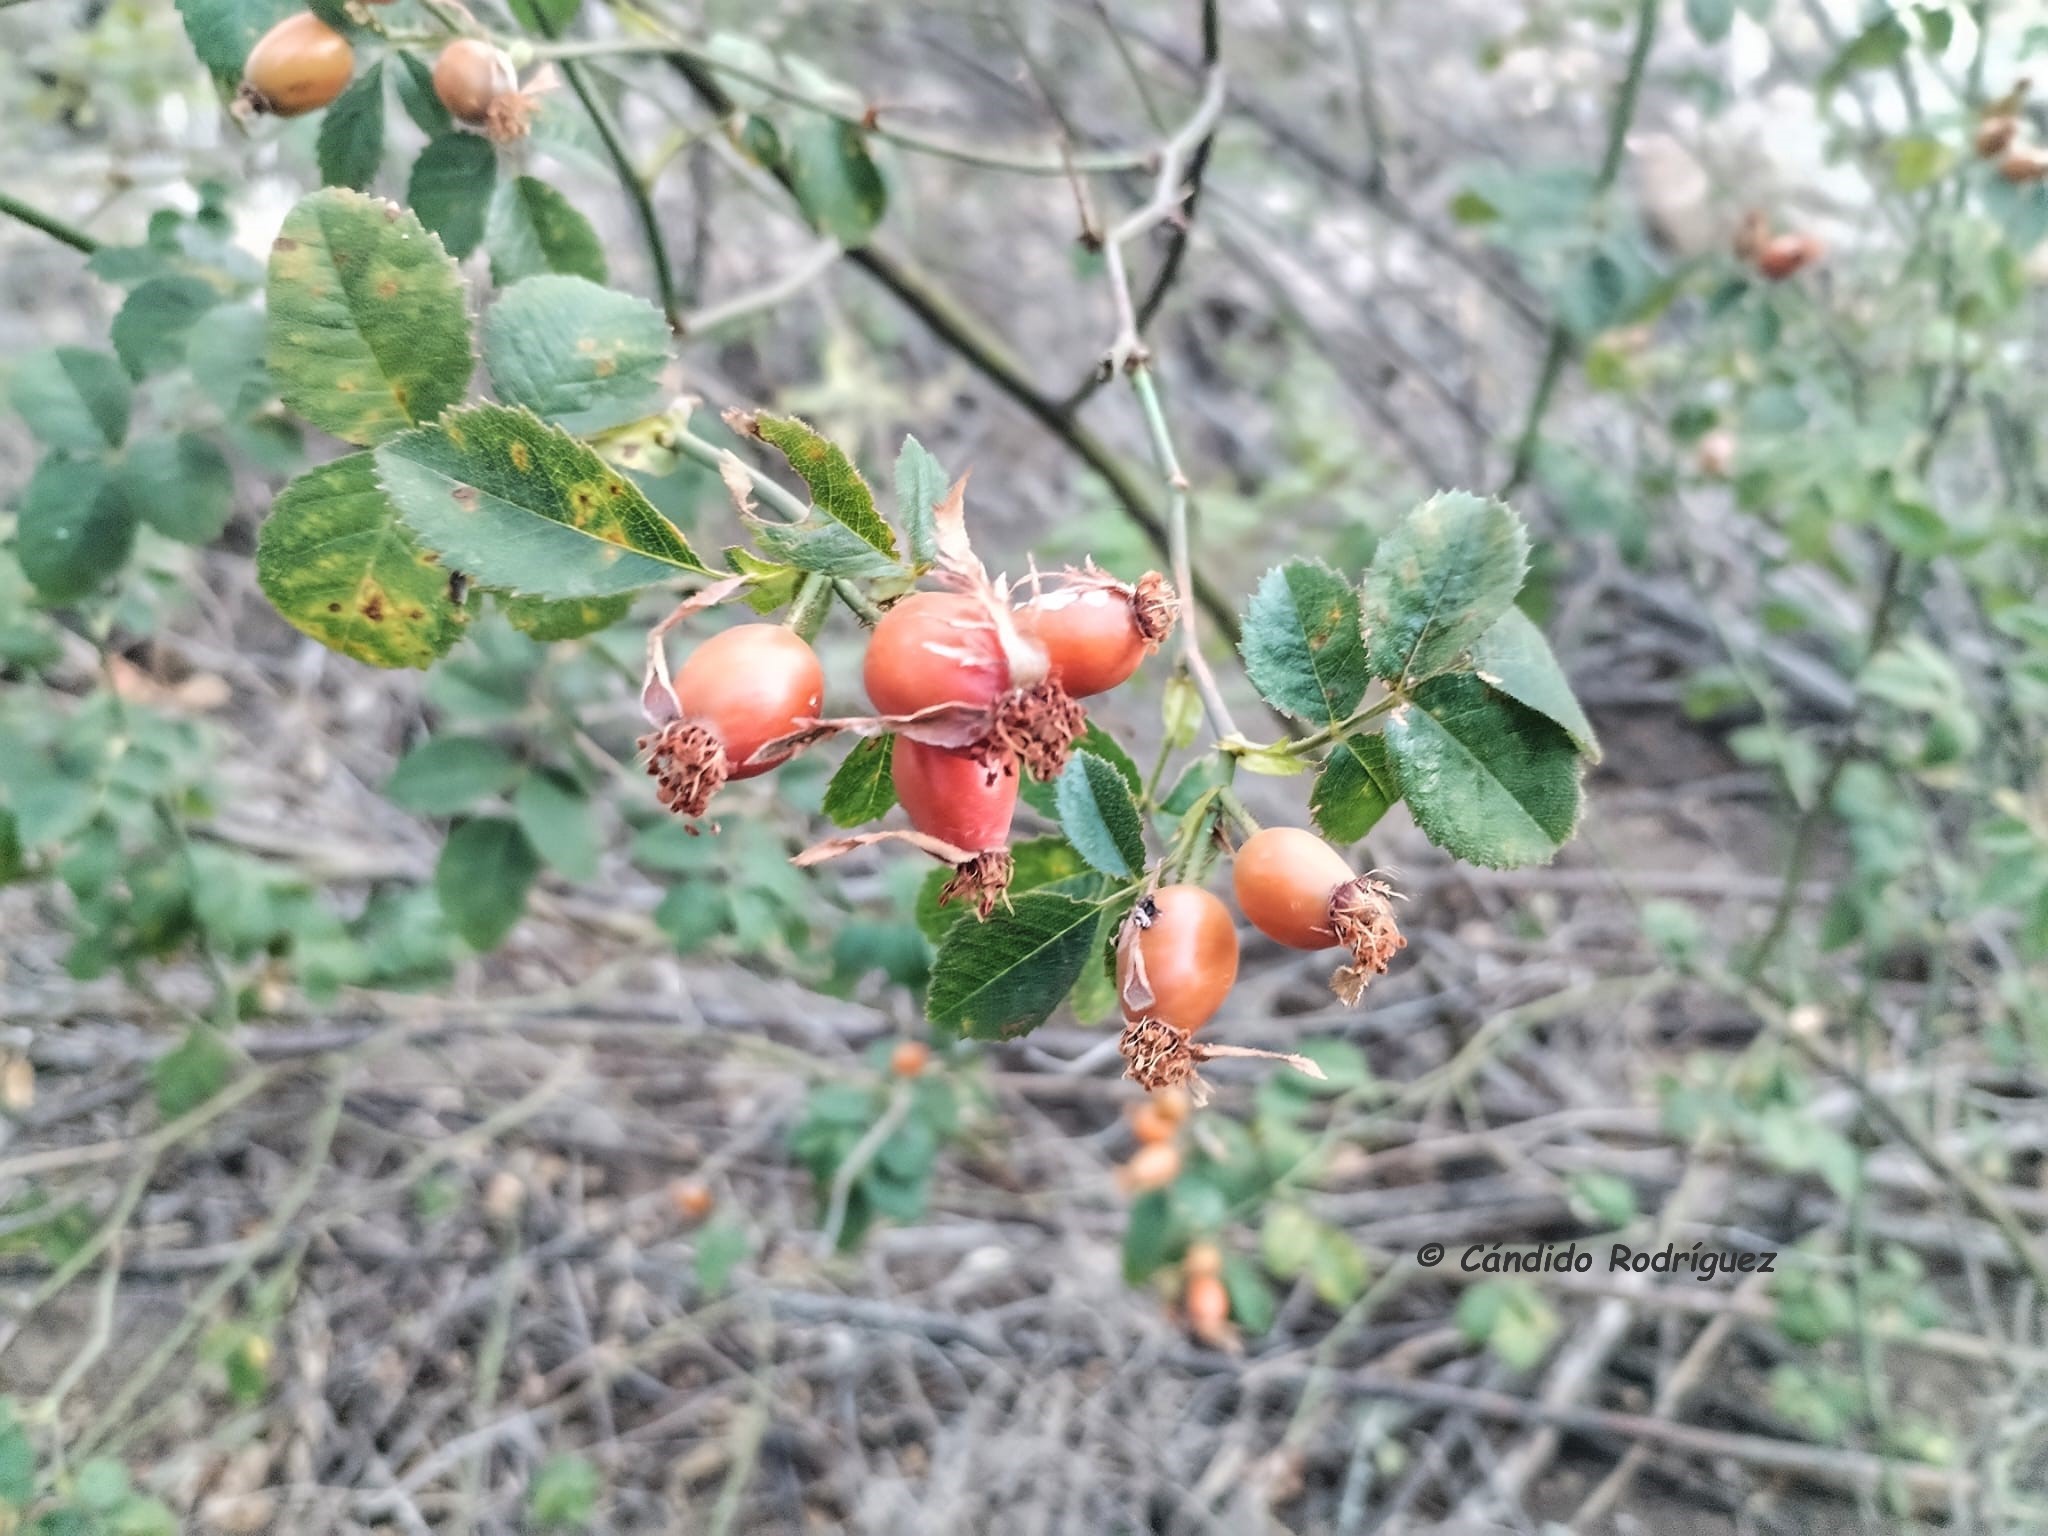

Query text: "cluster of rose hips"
[240, 9, 532, 142]
[638, 560, 1171, 913]
[641, 535, 1407, 1102]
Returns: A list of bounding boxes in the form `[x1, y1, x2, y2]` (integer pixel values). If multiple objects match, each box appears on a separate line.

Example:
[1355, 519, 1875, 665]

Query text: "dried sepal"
[640, 573, 753, 726]
[1117, 1016, 1328, 1108]
[640, 720, 727, 821]
[483, 89, 537, 143]
[937, 848, 1015, 918]
[983, 677, 1085, 781]
[792, 829, 1012, 919]
[1130, 570, 1180, 646]
[1325, 874, 1407, 1005]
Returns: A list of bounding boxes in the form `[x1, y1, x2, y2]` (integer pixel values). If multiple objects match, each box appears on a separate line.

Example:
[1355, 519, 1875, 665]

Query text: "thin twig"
[0, 190, 99, 254]
[1500, 0, 1658, 497]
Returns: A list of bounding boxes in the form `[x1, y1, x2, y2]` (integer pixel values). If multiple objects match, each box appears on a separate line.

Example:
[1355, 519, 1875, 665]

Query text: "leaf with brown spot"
[482, 274, 671, 436]
[730, 410, 899, 560]
[265, 189, 473, 446]
[256, 453, 469, 669]
[376, 404, 708, 599]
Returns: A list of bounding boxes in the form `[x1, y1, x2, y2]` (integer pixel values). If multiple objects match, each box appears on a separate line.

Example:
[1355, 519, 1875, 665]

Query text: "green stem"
[1500, 0, 1657, 498]
[830, 579, 884, 626]
[535, 18, 681, 331]
[785, 571, 833, 641]
[0, 190, 98, 255]
[1129, 366, 1236, 740]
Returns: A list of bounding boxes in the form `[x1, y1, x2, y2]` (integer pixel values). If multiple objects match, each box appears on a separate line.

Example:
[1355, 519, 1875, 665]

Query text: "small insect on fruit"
[642, 623, 824, 822]
[1116, 887, 1328, 1102]
[238, 13, 354, 118]
[1232, 826, 1406, 1003]
[1014, 569, 1178, 698]
[1119, 885, 1240, 1033]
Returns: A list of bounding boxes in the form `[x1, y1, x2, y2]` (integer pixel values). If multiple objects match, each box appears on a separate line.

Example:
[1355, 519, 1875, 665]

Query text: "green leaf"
[1222, 1252, 1278, 1335]
[1686, 0, 1735, 40]
[436, 817, 539, 949]
[1260, 1204, 1319, 1279]
[740, 413, 897, 558]
[1308, 1227, 1369, 1307]
[1821, 13, 1910, 97]
[1363, 491, 1529, 683]
[895, 434, 947, 567]
[376, 404, 708, 598]
[257, 453, 470, 669]
[1456, 1281, 1559, 1369]
[787, 117, 887, 246]
[486, 176, 608, 286]
[1384, 674, 1582, 869]
[111, 275, 221, 379]
[822, 735, 896, 828]
[749, 514, 902, 579]
[1053, 749, 1147, 878]
[0, 1403, 32, 1507]
[186, 305, 276, 420]
[11, 347, 131, 451]
[1239, 559, 1369, 723]
[502, 592, 631, 639]
[117, 434, 235, 544]
[514, 769, 600, 881]
[915, 836, 1091, 943]
[483, 275, 671, 435]
[719, 552, 800, 615]
[527, 1453, 599, 1529]
[153, 1025, 235, 1119]
[1310, 734, 1400, 843]
[266, 188, 473, 446]
[175, 0, 297, 83]
[1467, 606, 1600, 760]
[1021, 720, 1142, 818]
[1123, 1190, 1179, 1283]
[16, 456, 135, 603]
[926, 891, 1101, 1039]
[394, 52, 452, 137]
[407, 134, 497, 259]
[317, 61, 386, 191]
[693, 1215, 749, 1296]
[386, 735, 522, 814]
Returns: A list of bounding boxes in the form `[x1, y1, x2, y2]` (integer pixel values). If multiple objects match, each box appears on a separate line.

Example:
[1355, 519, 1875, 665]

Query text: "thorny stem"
[1500, 0, 1657, 498]
[1130, 368, 1236, 739]
[0, 189, 99, 254]
[658, 47, 1243, 645]
[1091, 67, 1235, 740]
[532, 31, 1179, 177]
[785, 571, 833, 641]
